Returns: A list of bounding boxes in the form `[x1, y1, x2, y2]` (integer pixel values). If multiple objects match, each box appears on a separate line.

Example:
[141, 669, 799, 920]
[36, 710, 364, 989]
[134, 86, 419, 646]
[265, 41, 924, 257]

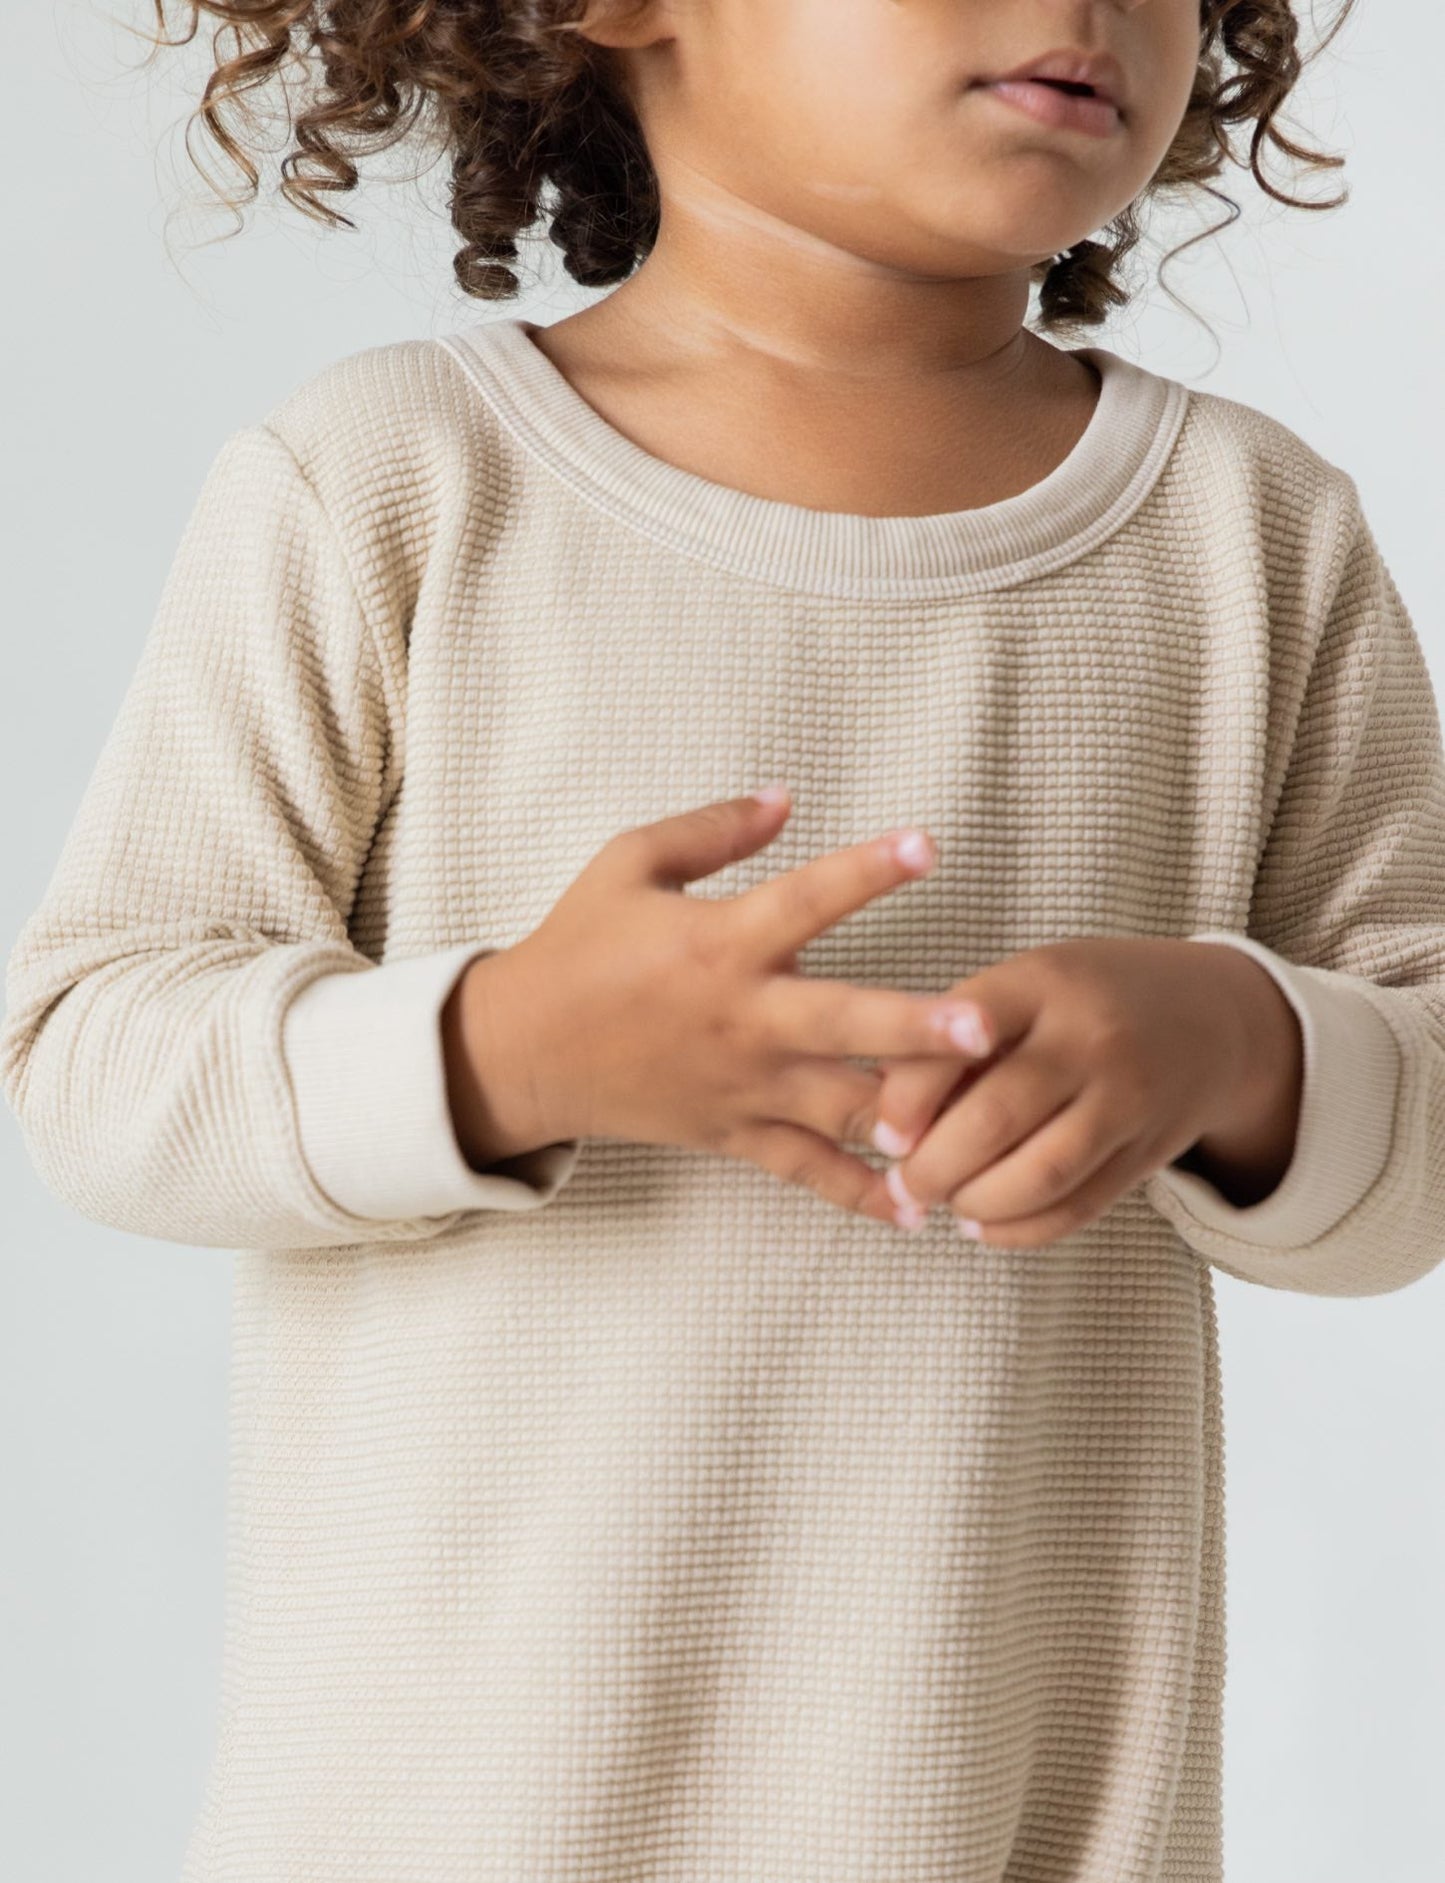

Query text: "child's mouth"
[972, 77, 1123, 139]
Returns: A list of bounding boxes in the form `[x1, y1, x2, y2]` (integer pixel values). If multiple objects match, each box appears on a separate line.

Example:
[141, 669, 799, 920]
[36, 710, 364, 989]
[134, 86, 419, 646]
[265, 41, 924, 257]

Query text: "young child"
[3, 0, 1438, 1876]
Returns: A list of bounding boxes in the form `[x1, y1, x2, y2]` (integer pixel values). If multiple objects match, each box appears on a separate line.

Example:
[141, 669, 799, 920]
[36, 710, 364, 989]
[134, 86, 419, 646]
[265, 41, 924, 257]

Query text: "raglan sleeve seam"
[254, 422, 584, 1222]
[256, 420, 401, 826]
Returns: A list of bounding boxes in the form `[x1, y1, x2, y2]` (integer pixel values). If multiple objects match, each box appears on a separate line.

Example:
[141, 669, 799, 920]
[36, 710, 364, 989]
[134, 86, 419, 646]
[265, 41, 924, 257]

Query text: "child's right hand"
[444, 788, 985, 1226]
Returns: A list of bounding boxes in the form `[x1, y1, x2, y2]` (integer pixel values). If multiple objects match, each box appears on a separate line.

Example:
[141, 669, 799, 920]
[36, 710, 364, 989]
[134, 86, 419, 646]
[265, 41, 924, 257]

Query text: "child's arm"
[1144, 474, 1445, 1298]
[0, 423, 578, 1251]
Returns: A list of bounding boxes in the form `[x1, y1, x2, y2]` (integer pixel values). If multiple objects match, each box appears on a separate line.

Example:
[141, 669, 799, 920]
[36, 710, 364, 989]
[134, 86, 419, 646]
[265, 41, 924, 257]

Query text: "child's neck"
[525, 289, 1100, 519]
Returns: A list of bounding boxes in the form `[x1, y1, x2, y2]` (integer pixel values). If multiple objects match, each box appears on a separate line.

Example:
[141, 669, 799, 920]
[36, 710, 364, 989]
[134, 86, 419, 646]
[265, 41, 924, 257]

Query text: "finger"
[915, 949, 1055, 1066]
[756, 974, 996, 1062]
[727, 1118, 909, 1226]
[943, 1085, 1134, 1226]
[952, 1132, 1157, 1250]
[729, 826, 938, 963]
[872, 1053, 988, 1158]
[612, 788, 792, 890]
[764, 1057, 889, 1149]
[896, 1049, 1080, 1209]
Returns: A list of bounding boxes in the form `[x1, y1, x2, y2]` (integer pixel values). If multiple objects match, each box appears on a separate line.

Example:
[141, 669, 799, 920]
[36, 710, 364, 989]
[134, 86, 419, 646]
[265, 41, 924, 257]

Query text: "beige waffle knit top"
[4, 314, 1442, 1882]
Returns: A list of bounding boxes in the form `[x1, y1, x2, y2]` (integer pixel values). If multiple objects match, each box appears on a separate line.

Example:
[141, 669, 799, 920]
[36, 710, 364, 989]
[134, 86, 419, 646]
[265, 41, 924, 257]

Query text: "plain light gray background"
[3, 3, 1443, 1878]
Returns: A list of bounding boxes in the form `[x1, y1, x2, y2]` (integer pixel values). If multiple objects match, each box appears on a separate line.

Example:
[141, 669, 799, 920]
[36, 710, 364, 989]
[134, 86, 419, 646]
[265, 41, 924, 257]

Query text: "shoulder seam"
[1306, 471, 1364, 646]
[255, 420, 403, 824]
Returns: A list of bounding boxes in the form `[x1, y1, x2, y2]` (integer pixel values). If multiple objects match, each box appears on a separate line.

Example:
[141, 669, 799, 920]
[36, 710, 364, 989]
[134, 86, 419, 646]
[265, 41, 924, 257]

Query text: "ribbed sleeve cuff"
[281, 942, 580, 1221]
[1146, 931, 1400, 1249]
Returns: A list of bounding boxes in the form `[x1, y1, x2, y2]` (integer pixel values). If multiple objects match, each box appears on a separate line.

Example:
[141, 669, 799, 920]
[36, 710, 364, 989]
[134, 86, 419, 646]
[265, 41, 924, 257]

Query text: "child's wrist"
[441, 950, 571, 1168]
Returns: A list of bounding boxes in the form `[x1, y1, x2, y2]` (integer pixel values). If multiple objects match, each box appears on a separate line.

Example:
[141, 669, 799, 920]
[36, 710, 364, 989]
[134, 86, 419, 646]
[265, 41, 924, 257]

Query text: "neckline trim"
[434, 315, 1190, 599]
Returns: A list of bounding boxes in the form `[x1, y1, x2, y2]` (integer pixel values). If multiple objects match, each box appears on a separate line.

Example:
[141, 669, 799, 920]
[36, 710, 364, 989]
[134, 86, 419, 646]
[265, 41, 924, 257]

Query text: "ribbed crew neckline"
[435, 315, 1190, 599]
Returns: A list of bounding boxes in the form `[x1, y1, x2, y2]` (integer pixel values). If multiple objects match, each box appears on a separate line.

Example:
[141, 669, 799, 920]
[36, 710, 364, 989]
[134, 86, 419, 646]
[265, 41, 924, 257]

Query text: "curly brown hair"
[140, 0, 1360, 342]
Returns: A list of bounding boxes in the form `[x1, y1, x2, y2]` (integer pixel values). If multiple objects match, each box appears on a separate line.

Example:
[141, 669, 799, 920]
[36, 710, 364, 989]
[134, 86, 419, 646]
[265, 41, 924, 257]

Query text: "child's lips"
[971, 78, 1124, 138]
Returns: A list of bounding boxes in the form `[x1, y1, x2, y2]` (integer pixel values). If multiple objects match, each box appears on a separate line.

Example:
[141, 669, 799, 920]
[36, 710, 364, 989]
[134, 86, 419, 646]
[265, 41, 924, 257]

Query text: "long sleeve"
[0, 422, 578, 1252]
[1145, 475, 1445, 1297]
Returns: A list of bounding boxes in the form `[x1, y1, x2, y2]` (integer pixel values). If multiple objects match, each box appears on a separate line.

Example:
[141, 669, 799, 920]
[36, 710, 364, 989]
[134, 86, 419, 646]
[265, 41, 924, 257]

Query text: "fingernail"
[885, 1164, 928, 1230]
[956, 1218, 983, 1240]
[753, 782, 789, 806]
[891, 828, 933, 872]
[872, 1119, 917, 1158]
[932, 1004, 990, 1055]
[885, 1163, 920, 1209]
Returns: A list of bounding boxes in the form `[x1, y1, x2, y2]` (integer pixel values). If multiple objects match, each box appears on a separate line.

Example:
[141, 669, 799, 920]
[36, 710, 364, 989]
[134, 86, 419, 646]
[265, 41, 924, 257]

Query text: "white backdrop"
[2, 2, 1442, 1878]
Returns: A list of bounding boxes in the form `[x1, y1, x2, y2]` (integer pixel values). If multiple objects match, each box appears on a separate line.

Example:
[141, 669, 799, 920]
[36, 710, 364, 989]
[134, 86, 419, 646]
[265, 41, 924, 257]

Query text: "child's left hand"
[871, 936, 1304, 1247]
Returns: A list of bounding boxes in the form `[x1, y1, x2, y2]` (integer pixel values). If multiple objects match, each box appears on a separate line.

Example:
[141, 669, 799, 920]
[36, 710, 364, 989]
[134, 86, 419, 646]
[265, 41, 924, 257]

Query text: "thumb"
[636, 783, 792, 890]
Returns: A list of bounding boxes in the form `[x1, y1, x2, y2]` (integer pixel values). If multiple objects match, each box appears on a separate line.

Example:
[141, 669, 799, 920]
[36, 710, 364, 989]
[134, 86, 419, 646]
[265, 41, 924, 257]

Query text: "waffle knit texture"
[4, 314, 1442, 1882]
